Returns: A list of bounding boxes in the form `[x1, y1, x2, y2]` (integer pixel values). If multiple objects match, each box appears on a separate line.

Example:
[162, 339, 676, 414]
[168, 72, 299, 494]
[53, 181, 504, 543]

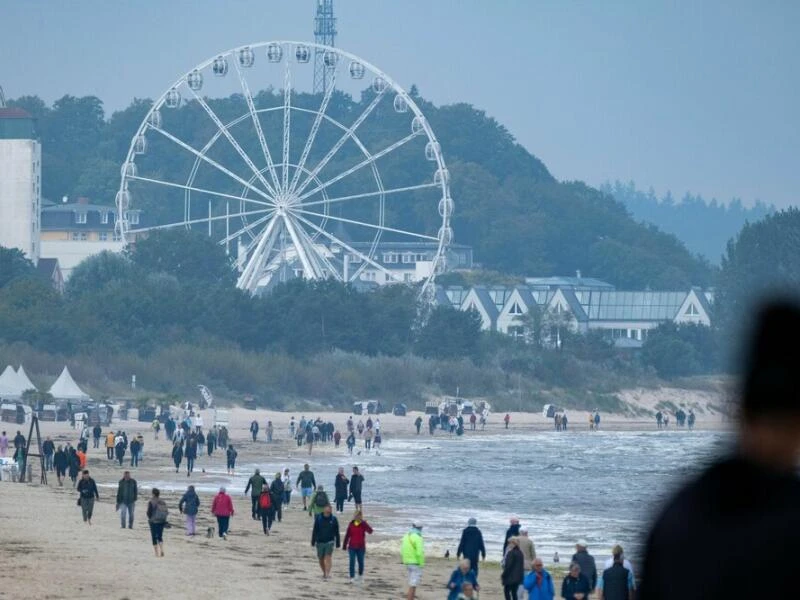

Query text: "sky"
[1, 0, 798, 208]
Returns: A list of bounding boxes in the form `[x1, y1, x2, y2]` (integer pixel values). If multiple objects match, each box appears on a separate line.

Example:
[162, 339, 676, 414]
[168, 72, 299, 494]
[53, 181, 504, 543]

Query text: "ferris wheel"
[116, 40, 453, 296]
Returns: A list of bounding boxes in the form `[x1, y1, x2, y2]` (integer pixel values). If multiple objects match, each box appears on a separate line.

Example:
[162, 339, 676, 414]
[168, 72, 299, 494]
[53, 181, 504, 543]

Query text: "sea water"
[146, 428, 729, 563]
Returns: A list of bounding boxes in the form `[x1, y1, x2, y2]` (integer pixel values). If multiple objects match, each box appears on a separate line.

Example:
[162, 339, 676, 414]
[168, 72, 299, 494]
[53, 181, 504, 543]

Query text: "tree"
[66, 251, 136, 298]
[0, 247, 35, 288]
[716, 209, 800, 341]
[642, 322, 718, 378]
[415, 306, 483, 360]
[126, 229, 235, 286]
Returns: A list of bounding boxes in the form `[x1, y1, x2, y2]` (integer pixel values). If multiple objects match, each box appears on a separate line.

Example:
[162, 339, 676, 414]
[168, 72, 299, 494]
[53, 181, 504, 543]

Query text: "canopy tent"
[48, 366, 90, 401]
[15, 366, 37, 393]
[0, 366, 23, 399]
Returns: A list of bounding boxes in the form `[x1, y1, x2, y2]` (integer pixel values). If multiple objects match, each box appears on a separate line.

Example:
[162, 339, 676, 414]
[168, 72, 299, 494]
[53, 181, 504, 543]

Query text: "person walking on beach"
[502, 537, 525, 600]
[401, 522, 425, 600]
[447, 559, 479, 600]
[309, 485, 329, 517]
[211, 486, 235, 539]
[179, 484, 200, 536]
[349, 466, 365, 512]
[517, 528, 536, 597]
[270, 471, 284, 522]
[598, 549, 634, 600]
[257, 486, 273, 535]
[129, 436, 141, 468]
[562, 562, 591, 600]
[245, 468, 267, 519]
[116, 470, 138, 529]
[282, 468, 292, 507]
[334, 467, 349, 513]
[266, 420, 274, 443]
[249, 419, 259, 442]
[91, 424, 101, 449]
[53, 445, 67, 486]
[76, 470, 99, 525]
[185, 436, 197, 476]
[146, 488, 168, 557]
[67, 447, 80, 487]
[114, 436, 126, 466]
[225, 444, 237, 474]
[346, 432, 356, 454]
[311, 503, 340, 579]
[342, 509, 373, 584]
[0, 431, 7, 457]
[104, 431, 114, 459]
[523, 558, 554, 600]
[171, 441, 183, 473]
[571, 540, 597, 593]
[593, 412, 601, 430]
[42, 436, 55, 472]
[457, 517, 486, 576]
[414, 416, 423, 434]
[504, 413, 510, 429]
[297, 463, 317, 511]
[503, 517, 522, 554]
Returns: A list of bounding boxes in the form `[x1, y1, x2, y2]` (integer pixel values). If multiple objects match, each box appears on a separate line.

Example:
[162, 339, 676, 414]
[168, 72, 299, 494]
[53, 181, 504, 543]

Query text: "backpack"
[258, 490, 272, 510]
[152, 499, 169, 523]
[315, 491, 329, 507]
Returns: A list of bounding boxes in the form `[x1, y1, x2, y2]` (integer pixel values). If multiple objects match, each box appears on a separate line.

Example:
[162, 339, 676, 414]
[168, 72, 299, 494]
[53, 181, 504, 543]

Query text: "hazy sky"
[2, 1, 798, 207]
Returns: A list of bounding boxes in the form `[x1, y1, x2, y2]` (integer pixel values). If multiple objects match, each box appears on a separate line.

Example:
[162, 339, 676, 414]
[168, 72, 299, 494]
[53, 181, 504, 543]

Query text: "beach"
[0, 406, 729, 599]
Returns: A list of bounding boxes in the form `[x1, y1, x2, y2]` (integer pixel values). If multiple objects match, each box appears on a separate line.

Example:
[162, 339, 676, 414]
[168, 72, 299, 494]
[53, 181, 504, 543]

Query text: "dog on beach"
[206, 527, 215, 538]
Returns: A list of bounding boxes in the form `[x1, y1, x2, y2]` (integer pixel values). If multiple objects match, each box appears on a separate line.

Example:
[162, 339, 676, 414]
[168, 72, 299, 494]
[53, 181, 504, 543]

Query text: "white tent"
[48, 366, 89, 401]
[15, 366, 37, 393]
[0, 366, 23, 399]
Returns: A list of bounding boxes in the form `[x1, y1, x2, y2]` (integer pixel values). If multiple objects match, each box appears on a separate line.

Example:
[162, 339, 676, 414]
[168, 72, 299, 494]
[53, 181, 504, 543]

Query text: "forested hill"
[11, 91, 711, 289]
[603, 180, 775, 264]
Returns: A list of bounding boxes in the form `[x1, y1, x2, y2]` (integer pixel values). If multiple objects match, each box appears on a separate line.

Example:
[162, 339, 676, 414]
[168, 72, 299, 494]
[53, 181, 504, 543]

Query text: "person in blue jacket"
[447, 559, 479, 600]
[524, 558, 555, 600]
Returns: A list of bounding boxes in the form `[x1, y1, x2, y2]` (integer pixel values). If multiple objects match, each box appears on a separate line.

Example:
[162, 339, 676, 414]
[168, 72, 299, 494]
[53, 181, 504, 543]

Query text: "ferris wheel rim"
[117, 40, 453, 297]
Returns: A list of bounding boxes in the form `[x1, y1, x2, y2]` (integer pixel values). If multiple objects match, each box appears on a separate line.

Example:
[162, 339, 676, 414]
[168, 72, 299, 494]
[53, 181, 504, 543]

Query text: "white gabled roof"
[15, 366, 37, 393]
[0, 365, 23, 398]
[48, 366, 89, 400]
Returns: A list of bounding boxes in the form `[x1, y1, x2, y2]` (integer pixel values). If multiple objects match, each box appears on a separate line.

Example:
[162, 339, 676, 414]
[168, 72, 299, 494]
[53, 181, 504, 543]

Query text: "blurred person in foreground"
[640, 299, 800, 599]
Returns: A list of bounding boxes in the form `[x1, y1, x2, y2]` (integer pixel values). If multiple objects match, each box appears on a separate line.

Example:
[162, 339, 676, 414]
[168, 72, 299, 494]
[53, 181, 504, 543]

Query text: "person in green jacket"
[402, 522, 425, 600]
[244, 468, 267, 520]
[308, 485, 330, 517]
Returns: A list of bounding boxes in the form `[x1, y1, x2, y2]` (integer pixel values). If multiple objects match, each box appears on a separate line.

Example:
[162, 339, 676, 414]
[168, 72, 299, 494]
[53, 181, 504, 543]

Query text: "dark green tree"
[415, 306, 483, 360]
[0, 247, 35, 288]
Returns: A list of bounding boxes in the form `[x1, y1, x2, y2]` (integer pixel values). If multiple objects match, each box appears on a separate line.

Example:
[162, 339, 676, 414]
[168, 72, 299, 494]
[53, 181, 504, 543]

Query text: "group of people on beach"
[654, 408, 695, 430]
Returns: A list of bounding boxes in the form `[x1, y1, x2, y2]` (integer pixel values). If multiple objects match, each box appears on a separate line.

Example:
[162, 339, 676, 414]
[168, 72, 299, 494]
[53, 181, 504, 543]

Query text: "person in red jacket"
[342, 510, 374, 584]
[211, 486, 235, 539]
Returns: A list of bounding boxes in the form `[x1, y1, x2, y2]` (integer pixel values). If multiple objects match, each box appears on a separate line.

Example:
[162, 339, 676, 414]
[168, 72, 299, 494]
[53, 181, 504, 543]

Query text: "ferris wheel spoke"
[187, 89, 278, 198]
[298, 182, 439, 210]
[219, 211, 276, 245]
[282, 215, 318, 279]
[288, 72, 337, 195]
[281, 62, 292, 193]
[233, 59, 283, 194]
[293, 88, 387, 198]
[238, 216, 280, 290]
[293, 213, 403, 283]
[150, 125, 274, 203]
[291, 215, 341, 280]
[128, 207, 272, 235]
[127, 174, 274, 208]
[297, 131, 422, 203]
[293, 209, 439, 241]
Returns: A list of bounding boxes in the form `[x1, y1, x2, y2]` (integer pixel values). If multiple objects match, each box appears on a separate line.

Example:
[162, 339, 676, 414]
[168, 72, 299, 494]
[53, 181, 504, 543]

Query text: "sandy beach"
[0, 405, 729, 599]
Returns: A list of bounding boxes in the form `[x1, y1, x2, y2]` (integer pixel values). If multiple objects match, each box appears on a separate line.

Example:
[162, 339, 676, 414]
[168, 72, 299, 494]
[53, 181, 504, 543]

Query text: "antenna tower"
[313, 0, 337, 94]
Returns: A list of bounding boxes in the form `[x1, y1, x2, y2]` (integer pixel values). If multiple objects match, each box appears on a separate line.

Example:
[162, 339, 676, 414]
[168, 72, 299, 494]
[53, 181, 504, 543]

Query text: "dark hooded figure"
[640, 300, 800, 600]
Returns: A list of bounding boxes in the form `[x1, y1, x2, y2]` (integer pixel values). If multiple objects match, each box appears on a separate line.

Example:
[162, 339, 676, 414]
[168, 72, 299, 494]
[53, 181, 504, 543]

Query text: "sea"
[144, 428, 729, 563]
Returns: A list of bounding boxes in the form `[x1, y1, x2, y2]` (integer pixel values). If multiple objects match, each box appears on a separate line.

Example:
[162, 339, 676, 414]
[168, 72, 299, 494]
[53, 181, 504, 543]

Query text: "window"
[99, 232, 108, 241]
[508, 326, 524, 339]
[349, 254, 362, 263]
[101, 211, 109, 224]
[127, 211, 140, 225]
[402, 253, 413, 264]
[294, 269, 304, 278]
[112, 232, 122, 242]
[383, 253, 397, 264]
[75, 212, 87, 224]
[79, 232, 88, 241]
[685, 303, 699, 316]
[555, 303, 563, 314]
[71, 232, 80, 241]
[509, 302, 523, 315]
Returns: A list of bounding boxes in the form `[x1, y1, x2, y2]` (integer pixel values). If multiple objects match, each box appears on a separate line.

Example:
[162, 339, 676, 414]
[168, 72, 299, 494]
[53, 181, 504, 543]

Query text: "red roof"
[0, 107, 32, 119]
